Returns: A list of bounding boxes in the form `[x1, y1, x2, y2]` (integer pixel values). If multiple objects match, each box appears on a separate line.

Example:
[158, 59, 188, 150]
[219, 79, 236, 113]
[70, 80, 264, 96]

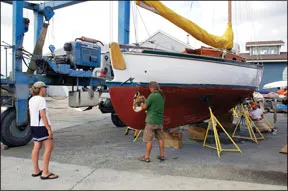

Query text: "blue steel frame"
[2, 0, 131, 126]
[12, 1, 29, 126]
[118, 1, 130, 44]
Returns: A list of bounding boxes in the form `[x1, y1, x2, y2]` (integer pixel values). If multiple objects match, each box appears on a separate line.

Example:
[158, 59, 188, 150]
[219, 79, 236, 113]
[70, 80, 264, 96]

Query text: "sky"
[1, 1, 287, 74]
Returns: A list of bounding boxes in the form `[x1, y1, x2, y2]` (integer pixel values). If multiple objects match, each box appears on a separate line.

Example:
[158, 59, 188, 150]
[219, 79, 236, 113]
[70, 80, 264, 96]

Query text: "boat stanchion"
[201, 95, 242, 158]
[232, 103, 265, 144]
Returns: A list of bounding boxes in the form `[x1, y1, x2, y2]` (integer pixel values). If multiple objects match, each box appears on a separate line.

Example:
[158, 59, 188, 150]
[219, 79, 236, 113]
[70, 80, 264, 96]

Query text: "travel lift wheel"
[1, 108, 32, 147]
[111, 113, 126, 127]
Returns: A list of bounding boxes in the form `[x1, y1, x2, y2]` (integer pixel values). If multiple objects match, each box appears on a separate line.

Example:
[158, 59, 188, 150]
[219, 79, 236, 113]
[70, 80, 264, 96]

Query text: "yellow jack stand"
[232, 105, 239, 119]
[203, 106, 242, 158]
[263, 115, 274, 130]
[232, 104, 264, 144]
[133, 130, 143, 142]
[133, 130, 157, 142]
[125, 127, 143, 142]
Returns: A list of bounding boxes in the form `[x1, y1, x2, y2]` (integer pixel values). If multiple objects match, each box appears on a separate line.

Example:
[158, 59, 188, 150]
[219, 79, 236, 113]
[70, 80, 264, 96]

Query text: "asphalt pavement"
[1, 98, 287, 190]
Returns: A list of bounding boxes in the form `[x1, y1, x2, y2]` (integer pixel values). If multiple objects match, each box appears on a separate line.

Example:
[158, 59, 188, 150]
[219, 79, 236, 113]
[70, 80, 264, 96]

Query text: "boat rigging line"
[131, 2, 139, 44]
[109, 1, 114, 42]
[136, 5, 151, 38]
[248, 1, 263, 64]
[189, 1, 193, 12]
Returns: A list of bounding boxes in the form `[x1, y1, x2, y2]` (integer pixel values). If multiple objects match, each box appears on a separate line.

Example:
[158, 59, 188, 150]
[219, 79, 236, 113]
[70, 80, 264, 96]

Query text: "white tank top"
[249, 108, 263, 122]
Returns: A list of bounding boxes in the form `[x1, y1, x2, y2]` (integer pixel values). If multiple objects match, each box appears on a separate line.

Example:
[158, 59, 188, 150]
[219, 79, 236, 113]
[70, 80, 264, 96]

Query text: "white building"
[140, 30, 194, 52]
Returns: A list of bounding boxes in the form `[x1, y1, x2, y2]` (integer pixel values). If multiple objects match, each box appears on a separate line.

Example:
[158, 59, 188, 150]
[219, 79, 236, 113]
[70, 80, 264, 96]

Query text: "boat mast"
[228, 0, 231, 23]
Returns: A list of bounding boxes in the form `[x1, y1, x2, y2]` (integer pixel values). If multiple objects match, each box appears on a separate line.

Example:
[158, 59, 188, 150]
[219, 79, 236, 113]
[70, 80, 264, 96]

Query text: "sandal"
[157, 156, 165, 161]
[32, 170, 42, 177]
[139, 156, 150, 163]
[40, 173, 59, 180]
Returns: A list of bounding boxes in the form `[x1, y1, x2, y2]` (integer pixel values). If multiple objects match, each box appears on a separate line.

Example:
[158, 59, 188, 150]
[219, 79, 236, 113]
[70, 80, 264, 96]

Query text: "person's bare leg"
[41, 139, 56, 177]
[32, 141, 42, 174]
[263, 123, 272, 132]
[158, 140, 164, 157]
[257, 122, 271, 133]
[145, 142, 153, 159]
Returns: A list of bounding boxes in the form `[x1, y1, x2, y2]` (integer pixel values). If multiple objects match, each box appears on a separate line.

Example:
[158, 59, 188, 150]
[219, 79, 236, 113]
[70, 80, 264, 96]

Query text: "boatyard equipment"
[279, 144, 288, 154]
[232, 105, 239, 119]
[133, 129, 143, 142]
[262, 115, 274, 130]
[1, 1, 130, 147]
[125, 127, 143, 142]
[202, 96, 242, 158]
[1, 0, 264, 148]
[232, 104, 264, 144]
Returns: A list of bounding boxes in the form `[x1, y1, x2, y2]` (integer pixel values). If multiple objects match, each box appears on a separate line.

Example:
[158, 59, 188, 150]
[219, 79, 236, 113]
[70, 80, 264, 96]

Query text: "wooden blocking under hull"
[280, 144, 288, 154]
[162, 131, 183, 149]
[188, 126, 206, 141]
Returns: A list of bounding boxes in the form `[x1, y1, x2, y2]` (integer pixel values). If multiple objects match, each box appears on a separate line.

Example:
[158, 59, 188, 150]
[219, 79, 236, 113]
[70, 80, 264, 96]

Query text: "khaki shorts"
[254, 121, 272, 132]
[143, 123, 164, 142]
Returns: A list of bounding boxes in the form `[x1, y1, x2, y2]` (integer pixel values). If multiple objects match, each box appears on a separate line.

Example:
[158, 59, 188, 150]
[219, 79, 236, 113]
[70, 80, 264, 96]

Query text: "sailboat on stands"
[105, 1, 263, 130]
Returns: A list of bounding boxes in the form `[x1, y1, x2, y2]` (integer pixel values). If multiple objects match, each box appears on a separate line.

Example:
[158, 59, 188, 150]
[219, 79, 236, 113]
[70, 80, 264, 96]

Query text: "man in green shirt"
[139, 81, 165, 162]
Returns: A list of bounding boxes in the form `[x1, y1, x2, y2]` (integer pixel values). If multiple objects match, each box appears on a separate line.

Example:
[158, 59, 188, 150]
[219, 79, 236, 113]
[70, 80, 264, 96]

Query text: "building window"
[260, 47, 268, 55]
[270, 47, 276, 54]
[283, 66, 287, 81]
[251, 47, 260, 55]
[250, 45, 280, 56]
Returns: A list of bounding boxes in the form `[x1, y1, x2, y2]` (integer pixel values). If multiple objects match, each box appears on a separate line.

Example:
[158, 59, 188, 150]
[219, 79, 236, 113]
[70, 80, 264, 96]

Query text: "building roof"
[140, 30, 194, 52]
[239, 52, 288, 62]
[246, 40, 285, 47]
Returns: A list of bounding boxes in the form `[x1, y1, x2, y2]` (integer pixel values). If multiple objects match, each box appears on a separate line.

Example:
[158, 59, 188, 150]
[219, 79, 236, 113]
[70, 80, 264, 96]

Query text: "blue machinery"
[1, 1, 131, 146]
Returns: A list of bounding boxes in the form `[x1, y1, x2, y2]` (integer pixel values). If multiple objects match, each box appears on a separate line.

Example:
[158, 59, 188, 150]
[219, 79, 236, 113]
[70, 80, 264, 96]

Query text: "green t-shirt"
[145, 91, 165, 125]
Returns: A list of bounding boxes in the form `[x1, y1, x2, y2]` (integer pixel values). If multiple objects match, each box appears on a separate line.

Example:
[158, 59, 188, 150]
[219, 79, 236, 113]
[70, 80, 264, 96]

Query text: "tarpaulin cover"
[136, 0, 234, 50]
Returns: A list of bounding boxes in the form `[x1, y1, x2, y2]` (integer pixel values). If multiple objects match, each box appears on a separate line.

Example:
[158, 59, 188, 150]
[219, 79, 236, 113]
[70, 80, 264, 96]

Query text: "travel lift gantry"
[1, 1, 131, 147]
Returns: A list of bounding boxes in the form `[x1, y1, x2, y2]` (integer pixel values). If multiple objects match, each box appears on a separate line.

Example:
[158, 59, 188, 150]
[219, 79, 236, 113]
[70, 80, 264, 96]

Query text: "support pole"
[118, 1, 130, 44]
[12, 0, 24, 79]
[12, 0, 29, 126]
[228, 0, 231, 23]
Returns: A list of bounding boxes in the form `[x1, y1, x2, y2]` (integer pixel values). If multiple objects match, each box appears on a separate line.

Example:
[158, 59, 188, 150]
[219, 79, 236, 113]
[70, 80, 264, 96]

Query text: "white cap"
[33, 81, 47, 88]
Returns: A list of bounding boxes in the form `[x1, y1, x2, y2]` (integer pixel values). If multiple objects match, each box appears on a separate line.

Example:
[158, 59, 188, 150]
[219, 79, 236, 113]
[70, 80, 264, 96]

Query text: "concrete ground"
[1, 97, 287, 190]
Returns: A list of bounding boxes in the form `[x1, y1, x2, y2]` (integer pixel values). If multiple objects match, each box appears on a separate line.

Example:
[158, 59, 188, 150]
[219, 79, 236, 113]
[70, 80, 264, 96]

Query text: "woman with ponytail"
[29, 81, 58, 180]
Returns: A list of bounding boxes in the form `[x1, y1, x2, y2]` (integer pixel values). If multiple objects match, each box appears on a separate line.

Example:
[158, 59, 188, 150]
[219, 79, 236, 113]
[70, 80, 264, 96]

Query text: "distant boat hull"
[106, 50, 263, 130]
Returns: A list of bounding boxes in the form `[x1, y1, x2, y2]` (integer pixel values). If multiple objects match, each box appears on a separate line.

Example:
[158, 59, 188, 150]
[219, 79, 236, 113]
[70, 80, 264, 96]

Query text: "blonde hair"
[31, 87, 40, 96]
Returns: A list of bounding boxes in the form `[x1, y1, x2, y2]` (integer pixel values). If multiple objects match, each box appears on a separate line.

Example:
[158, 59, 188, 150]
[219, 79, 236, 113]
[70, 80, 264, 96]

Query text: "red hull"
[109, 86, 253, 130]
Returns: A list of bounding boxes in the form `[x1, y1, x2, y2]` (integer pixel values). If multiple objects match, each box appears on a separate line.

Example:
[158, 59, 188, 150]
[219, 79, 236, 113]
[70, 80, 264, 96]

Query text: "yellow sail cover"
[136, 1, 233, 50]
